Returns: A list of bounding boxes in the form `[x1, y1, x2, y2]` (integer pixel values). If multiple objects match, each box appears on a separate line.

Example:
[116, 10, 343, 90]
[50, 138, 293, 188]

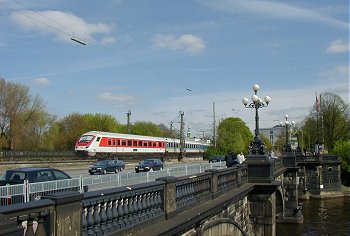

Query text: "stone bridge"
[1, 153, 340, 236]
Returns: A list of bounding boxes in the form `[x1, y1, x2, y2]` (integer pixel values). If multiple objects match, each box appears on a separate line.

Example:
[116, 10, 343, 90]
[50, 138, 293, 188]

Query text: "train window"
[128, 140, 132, 146]
[148, 141, 152, 147]
[121, 140, 126, 146]
[144, 142, 148, 147]
[108, 139, 112, 146]
[139, 141, 142, 147]
[133, 140, 137, 146]
[78, 135, 94, 143]
[96, 137, 101, 142]
[113, 139, 116, 146]
[117, 140, 120, 146]
[153, 142, 156, 147]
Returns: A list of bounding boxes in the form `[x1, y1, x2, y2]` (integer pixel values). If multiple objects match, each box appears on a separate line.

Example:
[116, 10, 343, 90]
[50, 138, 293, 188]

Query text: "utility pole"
[168, 121, 173, 138]
[179, 111, 185, 162]
[213, 102, 216, 148]
[126, 110, 132, 134]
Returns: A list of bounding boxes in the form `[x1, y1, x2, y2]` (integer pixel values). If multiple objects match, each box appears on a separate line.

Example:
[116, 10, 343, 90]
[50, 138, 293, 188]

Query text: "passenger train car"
[75, 131, 211, 158]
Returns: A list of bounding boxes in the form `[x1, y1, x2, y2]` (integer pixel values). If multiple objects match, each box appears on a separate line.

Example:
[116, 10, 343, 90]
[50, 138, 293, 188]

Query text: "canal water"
[277, 197, 350, 235]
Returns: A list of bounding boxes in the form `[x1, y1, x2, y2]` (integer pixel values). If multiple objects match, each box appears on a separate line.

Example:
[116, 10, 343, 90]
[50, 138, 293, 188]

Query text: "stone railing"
[0, 166, 249, 236]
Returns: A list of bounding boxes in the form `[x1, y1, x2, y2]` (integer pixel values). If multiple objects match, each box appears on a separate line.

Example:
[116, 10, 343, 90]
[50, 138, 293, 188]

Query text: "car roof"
[6, 167, 60, 172]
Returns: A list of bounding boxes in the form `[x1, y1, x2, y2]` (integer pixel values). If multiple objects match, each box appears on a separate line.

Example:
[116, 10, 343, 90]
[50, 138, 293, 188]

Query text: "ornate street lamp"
[279, 114, 295, 152]
[242, 84, 271, 155]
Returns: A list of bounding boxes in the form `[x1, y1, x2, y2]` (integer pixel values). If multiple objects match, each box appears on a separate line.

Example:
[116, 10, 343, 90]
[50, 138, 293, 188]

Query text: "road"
[63, 160, 222, 191]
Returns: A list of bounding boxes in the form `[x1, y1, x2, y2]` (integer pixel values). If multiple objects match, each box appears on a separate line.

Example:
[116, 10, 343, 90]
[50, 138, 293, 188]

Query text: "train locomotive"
[75, 131, 211, 159]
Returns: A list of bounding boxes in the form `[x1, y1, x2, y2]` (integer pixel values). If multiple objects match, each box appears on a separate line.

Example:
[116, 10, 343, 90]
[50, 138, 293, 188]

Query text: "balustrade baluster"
[155, 190, 162, 215]
[112, 199, 119, 229]
[190, 182, 195, 204]
[128, 196, 134, 224]
[133, 195, 139, 222]
[149, 192, 156, 216]
[100, 202, 107, 232]
[141, 193, 147, 220]
[146, 192, 152, 217]
[93, 203, 101, 234]
[25, 214, 35, 236]
[117, 198, 125, 229]
[81, 207, 87, 236]
[86, 205, 94, 235]
[33, 212, 46, 236]
[106, 200, 113, 231]
[137, 195, 143, 220]
[123, 197, 130, 227]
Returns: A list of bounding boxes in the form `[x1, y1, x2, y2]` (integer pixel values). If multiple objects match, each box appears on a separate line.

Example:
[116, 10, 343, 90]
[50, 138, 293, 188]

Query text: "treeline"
[1, 78, 348, 179]
[0, 78, 176, 152]
[204, 92, 349, 180]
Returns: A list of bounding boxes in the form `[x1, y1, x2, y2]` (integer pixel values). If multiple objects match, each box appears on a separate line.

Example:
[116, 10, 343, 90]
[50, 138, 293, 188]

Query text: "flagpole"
[316, 93, 319, 154]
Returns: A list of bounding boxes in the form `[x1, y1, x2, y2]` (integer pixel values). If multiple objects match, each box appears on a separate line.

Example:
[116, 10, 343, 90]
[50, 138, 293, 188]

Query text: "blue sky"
[0, 0, 348, 138]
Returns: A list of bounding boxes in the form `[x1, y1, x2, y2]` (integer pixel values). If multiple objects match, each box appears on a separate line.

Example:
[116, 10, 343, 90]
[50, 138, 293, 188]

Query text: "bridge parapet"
[0, 166, 251, 236]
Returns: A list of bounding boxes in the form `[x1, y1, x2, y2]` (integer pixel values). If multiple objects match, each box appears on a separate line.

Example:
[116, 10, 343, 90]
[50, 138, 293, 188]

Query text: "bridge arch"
[197, 218, 247, 236]
[275, 186, 285, 220]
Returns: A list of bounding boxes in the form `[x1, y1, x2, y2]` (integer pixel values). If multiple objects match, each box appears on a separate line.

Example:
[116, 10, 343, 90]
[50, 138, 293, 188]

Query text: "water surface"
[277, 197, 350, 236]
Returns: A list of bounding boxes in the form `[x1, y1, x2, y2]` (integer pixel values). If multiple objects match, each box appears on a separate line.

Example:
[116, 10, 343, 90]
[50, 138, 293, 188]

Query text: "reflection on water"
[277, 197, 350, 236]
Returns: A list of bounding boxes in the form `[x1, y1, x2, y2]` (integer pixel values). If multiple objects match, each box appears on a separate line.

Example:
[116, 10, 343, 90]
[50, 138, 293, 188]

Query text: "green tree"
[333, 140, 350, 185]
[47, 113, 123, 151]
[216, 117, 253, 155]
[319, 92, 349, 152]
[17, 111, 56, 150]
[260, 133, 272, 152]
[0, 78, 46, 150]
[132, 121, 165, 137]
[83, 113, 122, 132]
[302, 92, 349, 153]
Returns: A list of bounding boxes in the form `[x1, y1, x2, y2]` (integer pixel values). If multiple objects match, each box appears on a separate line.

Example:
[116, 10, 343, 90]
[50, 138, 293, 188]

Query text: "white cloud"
[197, 0, 349, 29]
[326, 39, 349, 53]
[97, 93, 135, 103]
[32, 77, 50, 86]
[320, 65, 349, 82]
[101, 36, 116, 45]
[11, 10, 112, 42]
[153, 34, 206, 54]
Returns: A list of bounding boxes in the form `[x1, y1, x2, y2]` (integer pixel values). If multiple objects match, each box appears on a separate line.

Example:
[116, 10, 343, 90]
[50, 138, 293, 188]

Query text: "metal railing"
[1, 161, 226, 206]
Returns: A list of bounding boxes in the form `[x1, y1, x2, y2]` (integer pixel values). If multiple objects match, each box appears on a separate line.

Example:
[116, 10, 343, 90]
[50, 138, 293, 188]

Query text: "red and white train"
[75, 131, 211, 158]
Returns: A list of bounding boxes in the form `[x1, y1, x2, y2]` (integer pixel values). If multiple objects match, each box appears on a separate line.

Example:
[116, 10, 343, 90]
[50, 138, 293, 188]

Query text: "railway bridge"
[0, 151, 319, 236]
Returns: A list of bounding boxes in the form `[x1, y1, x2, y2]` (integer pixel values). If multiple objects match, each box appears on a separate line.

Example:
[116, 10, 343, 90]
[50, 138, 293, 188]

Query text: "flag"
[316, 94, 320, 112]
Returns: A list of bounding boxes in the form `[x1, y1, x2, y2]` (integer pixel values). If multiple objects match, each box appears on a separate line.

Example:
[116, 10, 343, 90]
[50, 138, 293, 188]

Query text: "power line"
[2, 0, 215, 102]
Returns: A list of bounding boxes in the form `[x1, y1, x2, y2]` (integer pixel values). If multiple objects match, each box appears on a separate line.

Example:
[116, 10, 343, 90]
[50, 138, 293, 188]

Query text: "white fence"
[0, 161, 226, 206]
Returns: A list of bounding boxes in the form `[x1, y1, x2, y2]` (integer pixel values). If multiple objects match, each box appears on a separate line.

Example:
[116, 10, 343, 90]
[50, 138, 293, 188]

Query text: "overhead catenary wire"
[1, 0, 216, 102]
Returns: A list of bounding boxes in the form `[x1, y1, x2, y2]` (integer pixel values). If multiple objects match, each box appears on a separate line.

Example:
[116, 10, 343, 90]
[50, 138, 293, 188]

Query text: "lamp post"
[279, 114, 295, 153]
[242, 84, 271, 155]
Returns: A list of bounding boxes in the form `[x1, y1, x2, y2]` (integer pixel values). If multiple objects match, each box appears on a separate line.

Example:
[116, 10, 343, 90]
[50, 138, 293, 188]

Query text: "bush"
[333, 140, 350, 186]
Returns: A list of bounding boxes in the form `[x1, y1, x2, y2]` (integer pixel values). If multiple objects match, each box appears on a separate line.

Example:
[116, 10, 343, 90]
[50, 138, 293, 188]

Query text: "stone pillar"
[205, 169, 219, 197]
[156, 176, 177, 219]
[42, 191, 83, 236]
[282, 171, 303, 223]
[245, 155, 281, 236]
[248, 193, 276, 236]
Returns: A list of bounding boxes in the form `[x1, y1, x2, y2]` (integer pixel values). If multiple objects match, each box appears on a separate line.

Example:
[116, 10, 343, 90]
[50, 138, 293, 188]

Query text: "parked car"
[0, 167, 74, 186]
[135, 159, 164, 173]
[0, 167, 87, 205]
[209, 155, 225, 163]
[88, 160, 122, 175]
[112, 160, 125, 171]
